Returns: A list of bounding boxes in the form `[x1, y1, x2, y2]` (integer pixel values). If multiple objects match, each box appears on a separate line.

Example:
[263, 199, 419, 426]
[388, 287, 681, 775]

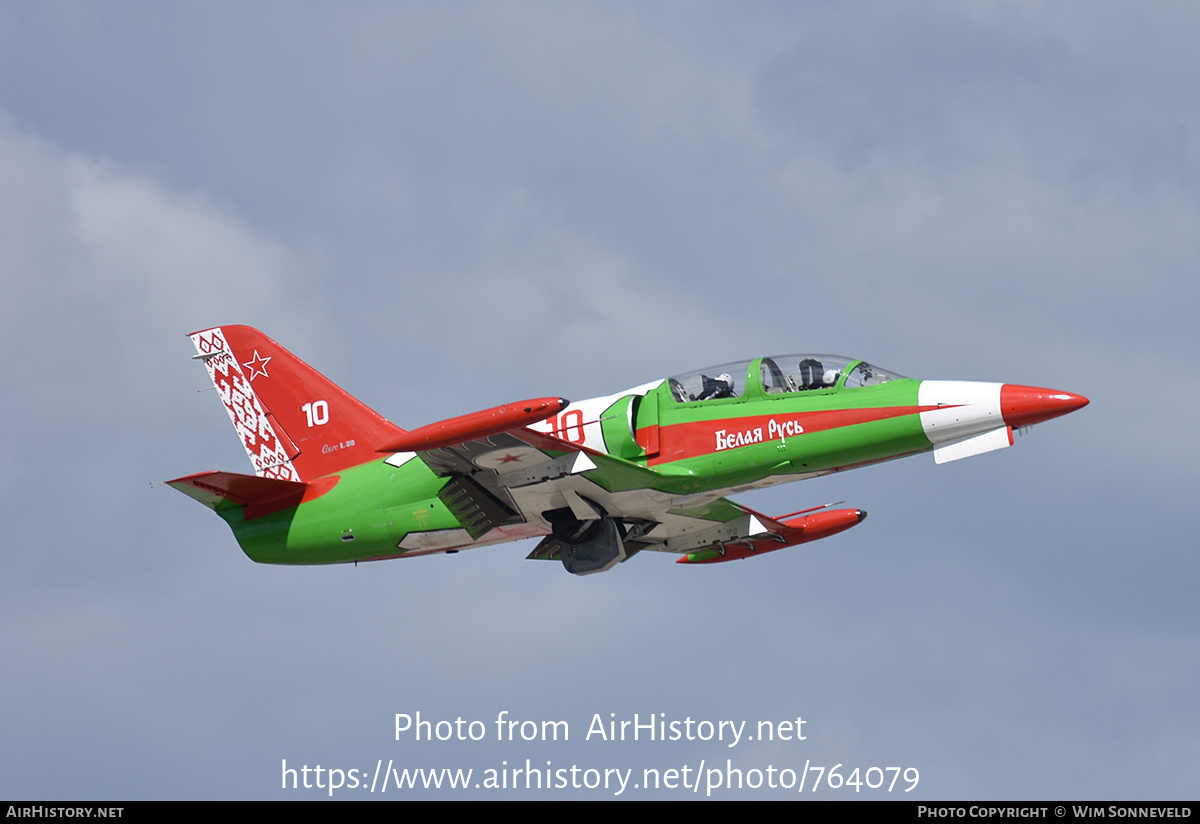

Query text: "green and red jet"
[168, 326, 1088, 575]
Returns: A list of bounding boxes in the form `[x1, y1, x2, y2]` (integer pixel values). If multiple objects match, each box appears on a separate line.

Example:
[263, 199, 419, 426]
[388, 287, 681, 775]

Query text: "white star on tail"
[242, 350, 271, 380]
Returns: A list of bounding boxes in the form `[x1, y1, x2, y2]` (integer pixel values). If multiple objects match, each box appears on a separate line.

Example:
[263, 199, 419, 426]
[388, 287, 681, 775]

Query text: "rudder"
[190, 325, 404, 480]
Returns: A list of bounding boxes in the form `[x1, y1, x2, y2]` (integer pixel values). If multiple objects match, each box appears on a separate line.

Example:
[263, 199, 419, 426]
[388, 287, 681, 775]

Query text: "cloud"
[1, 4, 1198, 799]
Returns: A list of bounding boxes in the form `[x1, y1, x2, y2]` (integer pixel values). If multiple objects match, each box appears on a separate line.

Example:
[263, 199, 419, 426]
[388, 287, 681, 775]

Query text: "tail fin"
[189, 325, 404, 480]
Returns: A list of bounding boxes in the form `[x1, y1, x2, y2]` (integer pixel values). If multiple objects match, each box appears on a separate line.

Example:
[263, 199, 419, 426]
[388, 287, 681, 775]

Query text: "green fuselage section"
[217, 457, 453, 564]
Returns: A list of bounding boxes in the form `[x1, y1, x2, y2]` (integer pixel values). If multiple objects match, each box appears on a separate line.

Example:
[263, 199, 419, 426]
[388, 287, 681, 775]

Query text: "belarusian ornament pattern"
[191, 328, 301, 482]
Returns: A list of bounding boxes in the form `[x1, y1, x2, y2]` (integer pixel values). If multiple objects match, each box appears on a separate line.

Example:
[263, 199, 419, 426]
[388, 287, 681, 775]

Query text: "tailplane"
[189, 325, 404, 480]
[166, 470, 307, 520]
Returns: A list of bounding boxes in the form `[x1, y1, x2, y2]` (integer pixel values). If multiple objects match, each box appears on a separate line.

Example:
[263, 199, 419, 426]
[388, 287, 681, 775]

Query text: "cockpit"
[669, 359, 752, 403]
[669, 355, 905, 403]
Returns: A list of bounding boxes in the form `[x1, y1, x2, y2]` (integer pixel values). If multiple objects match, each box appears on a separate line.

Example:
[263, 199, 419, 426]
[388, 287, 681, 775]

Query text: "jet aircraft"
[168, 326, 1088, 575]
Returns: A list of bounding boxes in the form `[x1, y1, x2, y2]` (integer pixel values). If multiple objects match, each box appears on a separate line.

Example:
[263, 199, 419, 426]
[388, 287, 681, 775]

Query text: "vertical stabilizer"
[190, 326, 404, 480]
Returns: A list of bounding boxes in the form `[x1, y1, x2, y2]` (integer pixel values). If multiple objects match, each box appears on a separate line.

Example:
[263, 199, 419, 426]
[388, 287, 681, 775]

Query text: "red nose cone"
[1000, 385, 1089, 428]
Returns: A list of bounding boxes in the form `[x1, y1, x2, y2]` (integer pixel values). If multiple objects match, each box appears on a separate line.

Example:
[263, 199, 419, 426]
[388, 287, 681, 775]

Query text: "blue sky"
[1, 2, 1196, 799]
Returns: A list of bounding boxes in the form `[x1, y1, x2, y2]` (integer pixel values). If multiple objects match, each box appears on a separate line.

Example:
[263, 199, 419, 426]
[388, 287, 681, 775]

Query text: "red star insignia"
[499, 453, 523, 464]
[242, 350, 272, 380]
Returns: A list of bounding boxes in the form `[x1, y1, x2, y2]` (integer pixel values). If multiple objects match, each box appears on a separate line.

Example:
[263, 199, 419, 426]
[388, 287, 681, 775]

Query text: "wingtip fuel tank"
[676, 508, 868, 564]
[377, 397, 569, 452]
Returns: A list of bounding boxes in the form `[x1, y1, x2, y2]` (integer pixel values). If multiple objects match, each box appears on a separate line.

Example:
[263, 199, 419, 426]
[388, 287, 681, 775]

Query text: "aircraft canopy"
[669, 355, 906, 403]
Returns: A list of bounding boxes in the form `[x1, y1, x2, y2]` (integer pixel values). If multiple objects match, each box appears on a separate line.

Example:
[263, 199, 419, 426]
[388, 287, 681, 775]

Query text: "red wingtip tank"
[377, 397, 569, 452]
[677, 507, 868, 564]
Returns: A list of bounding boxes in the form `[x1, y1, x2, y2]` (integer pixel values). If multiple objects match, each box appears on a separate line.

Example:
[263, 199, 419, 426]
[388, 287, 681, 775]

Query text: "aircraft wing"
[389, 425, 782, 560]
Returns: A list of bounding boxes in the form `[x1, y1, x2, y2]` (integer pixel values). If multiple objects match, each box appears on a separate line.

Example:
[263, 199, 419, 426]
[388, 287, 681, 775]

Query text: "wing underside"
[395, 427, 779, 565]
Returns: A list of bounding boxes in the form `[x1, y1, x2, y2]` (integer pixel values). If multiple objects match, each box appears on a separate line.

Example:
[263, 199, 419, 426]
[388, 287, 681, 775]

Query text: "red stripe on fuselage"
[648, 405, 945, 465]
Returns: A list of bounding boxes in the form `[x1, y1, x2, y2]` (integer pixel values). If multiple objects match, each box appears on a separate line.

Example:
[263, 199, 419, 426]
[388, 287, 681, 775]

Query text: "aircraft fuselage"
[169, 329, 1087, 574]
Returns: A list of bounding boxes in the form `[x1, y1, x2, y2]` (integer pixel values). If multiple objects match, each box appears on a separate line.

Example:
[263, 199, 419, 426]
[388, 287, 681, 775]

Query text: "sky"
[1, 2, 1197, 800]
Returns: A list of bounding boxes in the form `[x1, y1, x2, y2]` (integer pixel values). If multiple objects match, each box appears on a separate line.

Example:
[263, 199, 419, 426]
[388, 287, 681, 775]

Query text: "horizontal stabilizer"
[166, 471, 308, 520]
